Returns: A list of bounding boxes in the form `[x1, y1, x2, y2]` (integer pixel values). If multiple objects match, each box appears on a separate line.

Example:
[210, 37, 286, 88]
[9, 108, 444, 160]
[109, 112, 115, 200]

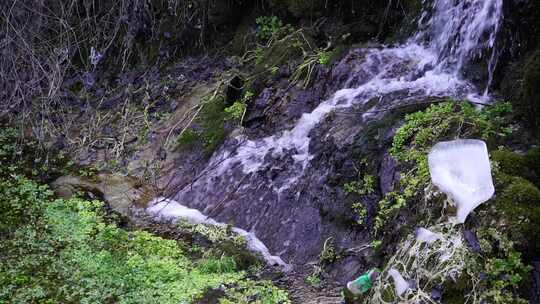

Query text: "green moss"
[499, 177, 540, 207]
[175, 95, 228, 155]
[253, 31, 308, 74]
[442, 272, 475, 304]
[525, 146, 540, 186]
[492, 147, 540, 188]
[495, 176, 540, 251]
[177, 129, 200, 150]
[491, 150, 529, 177]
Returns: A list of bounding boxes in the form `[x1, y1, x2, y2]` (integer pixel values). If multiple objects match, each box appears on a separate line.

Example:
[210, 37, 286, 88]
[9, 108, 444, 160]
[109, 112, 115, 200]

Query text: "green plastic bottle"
[346, 268, 380, 295]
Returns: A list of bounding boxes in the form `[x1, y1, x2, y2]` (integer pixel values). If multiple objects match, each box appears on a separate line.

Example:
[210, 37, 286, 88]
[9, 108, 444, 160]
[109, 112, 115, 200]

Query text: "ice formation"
[415, 227, 443, 244]
[147, 198, 289, 269]
[428, 139, 495, 223]
[388, 268, 410, 296]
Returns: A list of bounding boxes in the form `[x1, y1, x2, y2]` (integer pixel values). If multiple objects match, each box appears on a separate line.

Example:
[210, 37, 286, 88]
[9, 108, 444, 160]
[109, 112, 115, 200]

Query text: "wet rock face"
[163, 45, 450, 282]
[463, 230, 482, 253]
[493, 0, 540, 91]
[379, 153, 398, 195]
[533, 262, 540, 304]
[162, 49, 391, 281]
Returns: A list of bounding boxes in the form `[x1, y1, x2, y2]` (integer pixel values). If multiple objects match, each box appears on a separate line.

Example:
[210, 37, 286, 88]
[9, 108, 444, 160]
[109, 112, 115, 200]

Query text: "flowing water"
[147, 0, 504, 266]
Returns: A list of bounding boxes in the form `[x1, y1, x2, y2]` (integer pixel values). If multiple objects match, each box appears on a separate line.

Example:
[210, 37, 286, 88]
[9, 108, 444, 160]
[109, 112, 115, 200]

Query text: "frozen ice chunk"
[428, 139, 495, 223]
[415, 227, 443, 244]
[388, 268, 410, 296]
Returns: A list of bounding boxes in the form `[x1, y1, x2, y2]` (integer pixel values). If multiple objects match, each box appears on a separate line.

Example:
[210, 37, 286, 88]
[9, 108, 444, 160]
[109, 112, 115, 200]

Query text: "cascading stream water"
[147, 0, 503, 266]
[422, 0, 503, 75]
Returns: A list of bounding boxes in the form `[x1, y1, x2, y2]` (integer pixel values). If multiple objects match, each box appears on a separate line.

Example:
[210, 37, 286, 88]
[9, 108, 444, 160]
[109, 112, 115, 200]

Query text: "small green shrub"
[177, 128, 200, 149]
[305, 273, 322, 288]
[319, 237, 338, 264]
[477, 228, 532, 304]
[344, 174, 375, 195]
[317, 50, 332, 65]
[198, 256, 237, 274]
[345, 174, 375, 225]
[0, 126, 73, 181]
[256, 16, 284, 41]
[221, 280, 291, 303]
[224, 90, 253, 123]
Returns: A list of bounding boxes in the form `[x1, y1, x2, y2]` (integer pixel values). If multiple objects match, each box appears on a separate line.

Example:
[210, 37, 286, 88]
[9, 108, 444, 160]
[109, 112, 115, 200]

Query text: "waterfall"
[147, 0, 504, 265]
[178, 0, 503, 193]
[423, 0, 503, 77]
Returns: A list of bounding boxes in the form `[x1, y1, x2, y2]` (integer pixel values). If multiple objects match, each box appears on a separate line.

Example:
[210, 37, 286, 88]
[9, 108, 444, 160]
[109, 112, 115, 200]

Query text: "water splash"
[421, 0, 503, 78]
[147, 198, 290, 269]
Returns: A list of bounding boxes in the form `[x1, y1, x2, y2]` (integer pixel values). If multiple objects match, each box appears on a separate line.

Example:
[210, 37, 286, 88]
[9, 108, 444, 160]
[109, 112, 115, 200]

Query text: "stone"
[462, 230, 481, 253]
[52, 174, 151, 216]
[379, 152, 397, 195]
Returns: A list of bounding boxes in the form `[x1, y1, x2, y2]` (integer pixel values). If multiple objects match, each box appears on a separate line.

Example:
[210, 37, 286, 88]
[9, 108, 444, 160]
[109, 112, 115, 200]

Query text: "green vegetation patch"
[0, 128, 288, 304]
[0, 178, 287, 303]
[373, 101, 512, 233]
[177, 88, 254, 154]
[365, 101, 531, 304]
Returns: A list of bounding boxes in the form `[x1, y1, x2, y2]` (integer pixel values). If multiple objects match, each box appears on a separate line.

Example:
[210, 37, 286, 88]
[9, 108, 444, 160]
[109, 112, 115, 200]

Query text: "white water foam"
[147, 198, 290, 270]
[421, 0, 503, 76]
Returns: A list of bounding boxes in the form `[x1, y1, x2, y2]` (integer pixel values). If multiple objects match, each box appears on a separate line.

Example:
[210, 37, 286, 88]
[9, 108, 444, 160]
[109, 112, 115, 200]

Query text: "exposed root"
[368, 222, 479, 304]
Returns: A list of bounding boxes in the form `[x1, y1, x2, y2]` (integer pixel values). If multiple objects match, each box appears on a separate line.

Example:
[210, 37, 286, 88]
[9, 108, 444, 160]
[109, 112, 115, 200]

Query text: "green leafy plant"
[224, 90, 254, 123]
[306, 272, 322, 288]
[225, 101, 247, 121]
[352, 202, 368, 225]
[0, 129, 288, 304]
[317, 50, 332, 65]
[345, 174, 375, 225]
[319, 237, 338, 264]
[370, 240, 382, 250]
[256, 16, 284, 41]
[478, 228, 532, 304]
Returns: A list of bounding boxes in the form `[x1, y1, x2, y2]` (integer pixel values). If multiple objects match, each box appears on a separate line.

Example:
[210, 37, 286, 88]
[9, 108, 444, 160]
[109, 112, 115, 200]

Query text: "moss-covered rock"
[492, 150, 530, 178]
[442, 272, 475, 304]
[499, 177, 540, 211]
[525, 147, 540, 186]
[495, 176, 540, 252]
